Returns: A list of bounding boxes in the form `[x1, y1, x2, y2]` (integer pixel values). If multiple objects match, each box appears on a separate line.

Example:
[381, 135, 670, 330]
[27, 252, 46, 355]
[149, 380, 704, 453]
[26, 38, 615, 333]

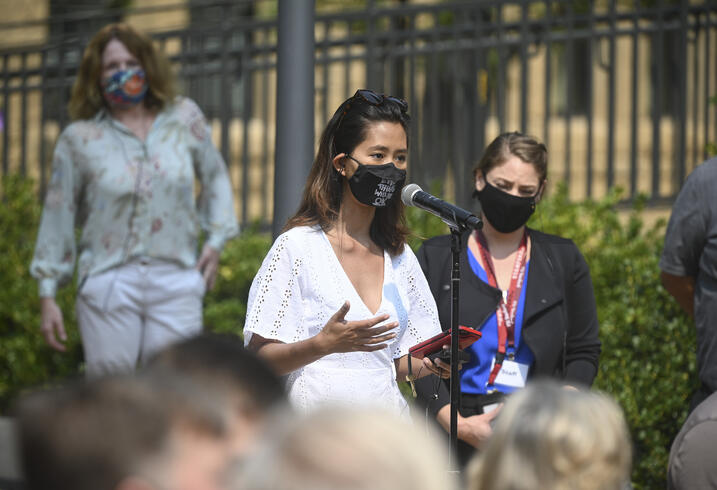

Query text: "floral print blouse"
[30, 97, 239, 297]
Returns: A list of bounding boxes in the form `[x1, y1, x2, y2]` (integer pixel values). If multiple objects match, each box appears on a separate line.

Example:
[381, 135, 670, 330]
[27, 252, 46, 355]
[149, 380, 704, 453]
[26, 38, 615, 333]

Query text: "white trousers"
[75, 258, 205, 377]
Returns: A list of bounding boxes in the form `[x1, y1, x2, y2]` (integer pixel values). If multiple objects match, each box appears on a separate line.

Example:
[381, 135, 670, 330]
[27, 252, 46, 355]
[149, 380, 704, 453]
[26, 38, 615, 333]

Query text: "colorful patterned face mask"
[101, 68, 148, 107]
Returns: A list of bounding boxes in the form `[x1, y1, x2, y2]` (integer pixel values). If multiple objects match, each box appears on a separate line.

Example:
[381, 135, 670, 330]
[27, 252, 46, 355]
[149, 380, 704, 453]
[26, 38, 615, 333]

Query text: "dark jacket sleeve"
[562, 243, 601, 385]
[414, 371, 451, 418]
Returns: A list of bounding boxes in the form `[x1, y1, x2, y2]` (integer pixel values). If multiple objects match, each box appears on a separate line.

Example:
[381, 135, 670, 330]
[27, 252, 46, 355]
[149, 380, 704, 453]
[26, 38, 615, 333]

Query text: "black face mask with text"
[346, 157, 406, 208]
[473, 179, 538, 233]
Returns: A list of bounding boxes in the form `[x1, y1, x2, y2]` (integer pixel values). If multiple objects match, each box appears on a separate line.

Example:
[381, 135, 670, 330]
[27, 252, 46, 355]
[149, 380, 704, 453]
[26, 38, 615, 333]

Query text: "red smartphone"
[409, 325, 482, 360]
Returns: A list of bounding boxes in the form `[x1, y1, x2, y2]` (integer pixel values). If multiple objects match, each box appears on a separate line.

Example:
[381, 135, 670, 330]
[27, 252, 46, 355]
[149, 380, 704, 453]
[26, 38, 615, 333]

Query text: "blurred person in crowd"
[668, 391, 717, 489]
[660, 156, 717, 411]
[467, 380, 632, 490]
[16, 373, 234, 490]
[233, 406, 457, 490]
[414, 132, 601, 465]
[244, 89, 448, 416]
[146, 332, 287, 456]
[30, 22, 238, 376]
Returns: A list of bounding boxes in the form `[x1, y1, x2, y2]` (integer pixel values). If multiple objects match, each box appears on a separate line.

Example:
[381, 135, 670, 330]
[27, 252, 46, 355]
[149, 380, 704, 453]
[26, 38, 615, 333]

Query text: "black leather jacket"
[414, 228, 601, 414]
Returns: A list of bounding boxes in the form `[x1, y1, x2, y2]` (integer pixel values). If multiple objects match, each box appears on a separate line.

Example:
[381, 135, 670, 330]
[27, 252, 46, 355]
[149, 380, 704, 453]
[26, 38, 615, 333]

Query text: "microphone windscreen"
[401, 183, 422, 206]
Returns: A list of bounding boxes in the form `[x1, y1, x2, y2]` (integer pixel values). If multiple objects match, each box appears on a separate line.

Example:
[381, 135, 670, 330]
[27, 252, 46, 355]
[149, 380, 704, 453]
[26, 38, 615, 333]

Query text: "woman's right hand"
[458, 405, 503, 448]
[317, 301, 398, 355]
[437, 403, 503, 449]
[40, 297, 67, 352]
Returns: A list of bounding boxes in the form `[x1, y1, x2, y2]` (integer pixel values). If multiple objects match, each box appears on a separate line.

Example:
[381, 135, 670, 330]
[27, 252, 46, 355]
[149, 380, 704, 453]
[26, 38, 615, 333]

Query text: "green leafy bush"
[0, 175, 272, 411]
[0, 175, 84, 411]
[530, 184, 695, 489]
[0, 176, 696, 488]
[203, 223, 272, 337]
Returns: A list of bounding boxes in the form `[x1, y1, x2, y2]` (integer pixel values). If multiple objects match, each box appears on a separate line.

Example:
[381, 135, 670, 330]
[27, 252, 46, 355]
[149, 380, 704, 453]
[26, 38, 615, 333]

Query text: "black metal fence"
[1, 0, 716, 227]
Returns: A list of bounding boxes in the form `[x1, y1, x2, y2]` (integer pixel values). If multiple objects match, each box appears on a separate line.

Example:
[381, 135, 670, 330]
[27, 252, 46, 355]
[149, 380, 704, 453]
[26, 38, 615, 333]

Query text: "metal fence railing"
[1, 0, 716, 227]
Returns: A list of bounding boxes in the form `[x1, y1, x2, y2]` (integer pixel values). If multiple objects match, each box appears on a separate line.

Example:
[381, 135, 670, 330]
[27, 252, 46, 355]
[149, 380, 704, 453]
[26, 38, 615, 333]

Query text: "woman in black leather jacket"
[414, 132, 601, 466]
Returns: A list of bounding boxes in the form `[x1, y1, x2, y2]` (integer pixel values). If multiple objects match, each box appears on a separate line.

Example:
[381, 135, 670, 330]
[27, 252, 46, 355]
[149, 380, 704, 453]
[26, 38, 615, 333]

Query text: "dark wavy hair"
[284, 92, 411, 256]
[68, 23, 176, 120]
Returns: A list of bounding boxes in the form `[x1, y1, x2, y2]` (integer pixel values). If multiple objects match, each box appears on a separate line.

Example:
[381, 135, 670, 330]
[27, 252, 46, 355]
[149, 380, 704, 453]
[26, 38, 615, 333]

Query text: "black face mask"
[473, 179, 538, 233]
[346, 157, 406, 208]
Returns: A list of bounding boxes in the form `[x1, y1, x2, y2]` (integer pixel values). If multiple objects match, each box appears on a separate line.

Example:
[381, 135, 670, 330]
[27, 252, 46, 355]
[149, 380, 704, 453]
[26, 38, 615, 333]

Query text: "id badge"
[483, 403, 501, 413]
[490, 358, 529, 388]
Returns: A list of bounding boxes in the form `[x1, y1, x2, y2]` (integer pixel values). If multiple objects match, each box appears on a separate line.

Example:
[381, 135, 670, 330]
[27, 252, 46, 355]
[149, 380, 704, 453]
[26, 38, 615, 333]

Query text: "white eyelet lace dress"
[244, 225, 441, 417]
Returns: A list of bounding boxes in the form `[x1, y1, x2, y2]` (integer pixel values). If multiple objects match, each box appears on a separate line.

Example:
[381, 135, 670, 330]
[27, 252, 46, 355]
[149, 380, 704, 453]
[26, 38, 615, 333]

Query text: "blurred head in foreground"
[234, 406, 457, 490]
[16, 373, 232, 490]
[147, 332, 287, 456]
[467, 380, 632, 490]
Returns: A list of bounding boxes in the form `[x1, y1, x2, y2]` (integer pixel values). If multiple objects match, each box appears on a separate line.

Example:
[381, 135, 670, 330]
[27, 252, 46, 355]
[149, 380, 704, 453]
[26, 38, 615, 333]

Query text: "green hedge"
[0, 175, 84, 406]
[0, 175, 694, 487]
[530, 185, 696, 488]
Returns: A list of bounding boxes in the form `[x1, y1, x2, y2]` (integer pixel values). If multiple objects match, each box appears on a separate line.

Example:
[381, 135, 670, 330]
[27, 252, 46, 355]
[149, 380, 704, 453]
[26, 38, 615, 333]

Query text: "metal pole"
[273, 0, 315, 239]
[448, 227, 462, 471]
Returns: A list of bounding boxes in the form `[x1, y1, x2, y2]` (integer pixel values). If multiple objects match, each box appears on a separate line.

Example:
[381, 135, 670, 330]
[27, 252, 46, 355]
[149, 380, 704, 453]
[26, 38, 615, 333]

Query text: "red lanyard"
[475, 229, 528, 387]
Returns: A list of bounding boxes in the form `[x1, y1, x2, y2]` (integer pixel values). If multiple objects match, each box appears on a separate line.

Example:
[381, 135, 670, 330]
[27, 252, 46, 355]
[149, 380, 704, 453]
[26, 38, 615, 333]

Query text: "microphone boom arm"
[401, 183, 482, 232]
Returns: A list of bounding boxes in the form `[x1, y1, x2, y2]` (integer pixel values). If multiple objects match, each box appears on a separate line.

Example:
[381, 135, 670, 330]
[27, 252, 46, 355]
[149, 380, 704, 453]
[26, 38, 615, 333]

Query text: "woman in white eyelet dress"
[244, 90, 447, 416]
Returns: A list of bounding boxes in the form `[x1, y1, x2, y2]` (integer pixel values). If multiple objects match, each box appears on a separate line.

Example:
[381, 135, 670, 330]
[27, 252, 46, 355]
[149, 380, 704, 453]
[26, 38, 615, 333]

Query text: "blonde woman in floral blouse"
[30, 23, 238, 376]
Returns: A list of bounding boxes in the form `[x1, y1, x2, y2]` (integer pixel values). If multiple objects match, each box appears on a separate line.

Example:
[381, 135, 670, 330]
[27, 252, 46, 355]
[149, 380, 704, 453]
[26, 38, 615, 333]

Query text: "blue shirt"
[460, 247, 535, 394]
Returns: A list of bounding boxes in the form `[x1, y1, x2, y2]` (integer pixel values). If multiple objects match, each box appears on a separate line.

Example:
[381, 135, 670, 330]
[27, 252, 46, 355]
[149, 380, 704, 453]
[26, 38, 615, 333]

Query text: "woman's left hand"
[197, 243, 220, 291]
[422, 356, 451, 379]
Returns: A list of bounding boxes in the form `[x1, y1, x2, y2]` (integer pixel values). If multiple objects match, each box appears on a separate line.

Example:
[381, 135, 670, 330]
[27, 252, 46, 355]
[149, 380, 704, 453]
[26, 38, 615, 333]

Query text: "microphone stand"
[447, 224, 462, 472]
[399, 183, 481, 472]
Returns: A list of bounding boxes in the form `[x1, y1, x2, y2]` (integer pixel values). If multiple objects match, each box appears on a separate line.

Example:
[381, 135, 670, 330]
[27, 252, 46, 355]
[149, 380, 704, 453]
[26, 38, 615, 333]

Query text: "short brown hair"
[147, 332, 286, 417]
[68, 23, 176, 120]
[16, 374, 227, 490]
[473, 132, 548, 182]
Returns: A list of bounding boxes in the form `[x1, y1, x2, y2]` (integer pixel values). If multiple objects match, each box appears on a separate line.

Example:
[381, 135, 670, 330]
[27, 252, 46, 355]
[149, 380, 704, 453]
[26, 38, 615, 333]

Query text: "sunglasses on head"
[353, 89, 408, 111]
[336, 89, 408, 128]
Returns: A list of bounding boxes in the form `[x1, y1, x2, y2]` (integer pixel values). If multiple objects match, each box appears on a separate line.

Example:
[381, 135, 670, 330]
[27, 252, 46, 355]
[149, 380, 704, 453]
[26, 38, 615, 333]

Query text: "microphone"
[401, 183, 482, 231]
